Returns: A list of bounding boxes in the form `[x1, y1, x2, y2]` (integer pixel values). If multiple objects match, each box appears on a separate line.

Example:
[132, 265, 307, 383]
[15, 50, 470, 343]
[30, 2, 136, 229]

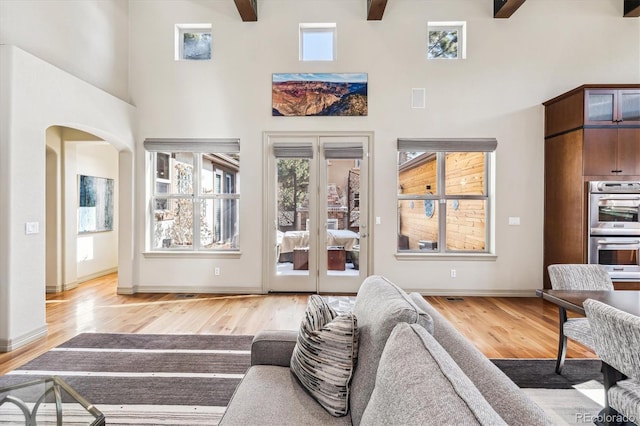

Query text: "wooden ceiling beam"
[624, 0, 640, 17]
[367, 0, 388, 21]
[494, 0, 527, 18]
[234, 0, 257, 22]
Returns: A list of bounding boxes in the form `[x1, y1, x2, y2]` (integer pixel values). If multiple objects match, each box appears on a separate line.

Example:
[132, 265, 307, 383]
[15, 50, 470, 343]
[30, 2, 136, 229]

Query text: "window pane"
[169, 153, 194, 195]
[201, 199, 239, 249]
[446, 199, 486, 251]
[398, 152, 438, 195]
[302, 30, 334, 61]
[445, 152, 486, 196]
[397, 200, 439, 251]
[152, 198, 194, 249]
[182, 32, 211, 60]
[201, 153, 240, 195]
[428, 29, 458, 59]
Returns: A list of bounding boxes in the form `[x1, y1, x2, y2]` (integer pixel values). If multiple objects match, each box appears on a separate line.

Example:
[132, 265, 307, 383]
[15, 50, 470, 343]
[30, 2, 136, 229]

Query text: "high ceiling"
[232, 0, 640, 22]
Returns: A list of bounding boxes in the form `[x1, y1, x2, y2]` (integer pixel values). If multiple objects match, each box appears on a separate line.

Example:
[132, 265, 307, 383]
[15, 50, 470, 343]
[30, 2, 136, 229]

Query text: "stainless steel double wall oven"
[589, 181, 640, 281]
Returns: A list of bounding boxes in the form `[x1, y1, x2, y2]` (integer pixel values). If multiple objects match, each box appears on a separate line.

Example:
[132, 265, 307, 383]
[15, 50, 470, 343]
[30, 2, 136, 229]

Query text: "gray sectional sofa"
[220, 275, 551, 425]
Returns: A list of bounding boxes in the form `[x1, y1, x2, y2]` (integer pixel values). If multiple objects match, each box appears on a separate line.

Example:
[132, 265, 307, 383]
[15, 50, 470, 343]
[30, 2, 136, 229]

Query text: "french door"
[264, 133, 370, 293]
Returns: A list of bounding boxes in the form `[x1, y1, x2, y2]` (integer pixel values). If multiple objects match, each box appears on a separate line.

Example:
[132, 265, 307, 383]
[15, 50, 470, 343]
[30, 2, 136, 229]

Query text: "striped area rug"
[0, 333, 253, 425]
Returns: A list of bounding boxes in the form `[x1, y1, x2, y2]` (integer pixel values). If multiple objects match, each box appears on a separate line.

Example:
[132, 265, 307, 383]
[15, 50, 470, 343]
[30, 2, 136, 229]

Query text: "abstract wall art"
[78, 175, 114, 233]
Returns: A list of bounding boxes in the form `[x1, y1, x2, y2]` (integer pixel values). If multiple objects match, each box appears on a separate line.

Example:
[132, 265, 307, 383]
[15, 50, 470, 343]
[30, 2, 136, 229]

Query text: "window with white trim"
[145, 139, 240, 251]
[175, 24, 212, 61]
[299, 23, 336, 61]
[427, 21, 466, 59]
[397, 138, 496, 254]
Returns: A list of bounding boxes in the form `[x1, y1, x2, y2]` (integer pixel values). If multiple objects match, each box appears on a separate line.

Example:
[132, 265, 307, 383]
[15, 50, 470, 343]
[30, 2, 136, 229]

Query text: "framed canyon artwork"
[272, 73, 368, 116]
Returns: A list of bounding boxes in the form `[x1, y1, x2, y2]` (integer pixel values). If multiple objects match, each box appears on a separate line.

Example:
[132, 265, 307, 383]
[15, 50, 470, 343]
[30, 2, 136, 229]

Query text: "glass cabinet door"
[620, 90, 640, 123]
[585, 89, 640, 125]
[586, 90, 616, 123]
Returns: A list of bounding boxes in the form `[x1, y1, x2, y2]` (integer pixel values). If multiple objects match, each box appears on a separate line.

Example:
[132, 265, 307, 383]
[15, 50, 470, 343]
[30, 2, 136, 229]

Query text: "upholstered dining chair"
[547, 264, 613, 374]
[584, 298, 640, 424]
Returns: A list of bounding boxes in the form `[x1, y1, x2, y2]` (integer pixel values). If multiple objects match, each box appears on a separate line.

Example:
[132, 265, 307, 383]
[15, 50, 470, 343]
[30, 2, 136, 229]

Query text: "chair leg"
[555, 307, 568, 374]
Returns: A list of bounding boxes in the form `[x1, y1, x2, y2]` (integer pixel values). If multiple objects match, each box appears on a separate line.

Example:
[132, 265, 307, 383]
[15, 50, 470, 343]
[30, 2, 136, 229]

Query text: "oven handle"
[597, 196, 640, 201]
[597, 239, 640, 247]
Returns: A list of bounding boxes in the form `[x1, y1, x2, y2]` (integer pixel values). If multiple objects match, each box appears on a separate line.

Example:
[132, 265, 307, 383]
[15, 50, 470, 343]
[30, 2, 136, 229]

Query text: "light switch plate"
[25, 222, 39, 234]
[508, 217, 521, 226]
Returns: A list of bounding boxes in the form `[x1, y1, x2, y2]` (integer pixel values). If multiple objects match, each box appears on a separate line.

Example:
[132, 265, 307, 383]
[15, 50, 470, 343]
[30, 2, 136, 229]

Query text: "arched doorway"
[45, 126, 121, 292]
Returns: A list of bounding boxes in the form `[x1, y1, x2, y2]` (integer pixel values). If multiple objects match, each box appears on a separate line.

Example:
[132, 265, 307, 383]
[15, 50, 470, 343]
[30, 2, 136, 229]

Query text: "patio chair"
[584, 298, 640, 424]
[547, 264, 613, 374]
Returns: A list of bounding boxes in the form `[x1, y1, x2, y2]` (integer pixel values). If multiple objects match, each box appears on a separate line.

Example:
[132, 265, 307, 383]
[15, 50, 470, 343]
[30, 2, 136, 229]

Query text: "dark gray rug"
[0, 333, 253, 407]
[491, 358, 603, 389]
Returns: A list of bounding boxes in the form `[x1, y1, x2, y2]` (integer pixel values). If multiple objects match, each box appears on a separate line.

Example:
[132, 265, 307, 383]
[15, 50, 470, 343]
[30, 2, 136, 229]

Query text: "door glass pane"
[277, 159, 310, 275]
[588, 93, 615, 121]
[621, 92, 640, 121]
[398, 152, 438, 195]
[397, 200, 439, 251]
[326, 159, 360, 275]
[446, 199, 486, 251]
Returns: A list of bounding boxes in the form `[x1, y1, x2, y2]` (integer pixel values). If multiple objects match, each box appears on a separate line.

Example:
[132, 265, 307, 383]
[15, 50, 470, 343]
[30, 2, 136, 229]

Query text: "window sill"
[395, 252, 497, 261]
[143, 251, 241, 259]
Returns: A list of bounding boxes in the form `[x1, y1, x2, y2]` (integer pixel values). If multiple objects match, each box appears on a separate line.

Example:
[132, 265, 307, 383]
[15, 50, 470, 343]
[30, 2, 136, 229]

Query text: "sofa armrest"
[250, 330, 298, 367]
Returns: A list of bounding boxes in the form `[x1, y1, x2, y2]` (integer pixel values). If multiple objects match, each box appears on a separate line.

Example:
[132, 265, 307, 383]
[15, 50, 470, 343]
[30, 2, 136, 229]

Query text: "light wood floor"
[0, 273, 595, 376]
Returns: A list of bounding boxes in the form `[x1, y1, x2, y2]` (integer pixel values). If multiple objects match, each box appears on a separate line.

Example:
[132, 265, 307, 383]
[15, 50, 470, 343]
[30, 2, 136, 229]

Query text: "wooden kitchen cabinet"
[583, 128, 640, 176]
[543, 84, 640, 288]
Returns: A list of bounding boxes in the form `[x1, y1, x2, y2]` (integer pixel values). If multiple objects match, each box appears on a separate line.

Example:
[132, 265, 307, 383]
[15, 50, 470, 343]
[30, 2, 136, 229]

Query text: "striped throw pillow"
[290, 295, 359, 417]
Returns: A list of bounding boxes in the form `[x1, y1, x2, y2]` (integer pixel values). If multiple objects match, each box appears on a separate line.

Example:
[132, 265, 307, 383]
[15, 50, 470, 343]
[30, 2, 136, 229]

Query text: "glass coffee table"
[0, 376, 104, 425]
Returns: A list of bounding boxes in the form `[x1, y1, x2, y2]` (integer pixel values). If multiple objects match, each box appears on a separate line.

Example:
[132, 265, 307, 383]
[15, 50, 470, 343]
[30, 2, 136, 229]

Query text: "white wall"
[74, 142, 120, 283]
[0, 0, 130, 101]
[0, 45, 136, 351]
[129, 0, 639, 295]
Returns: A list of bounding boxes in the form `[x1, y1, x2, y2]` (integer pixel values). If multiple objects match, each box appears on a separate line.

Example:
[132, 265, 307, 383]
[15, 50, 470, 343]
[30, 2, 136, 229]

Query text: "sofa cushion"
[350, 276, 433, 425]
[220, 365, 352, 426]
[290, 295, 359, 417]
[409, 293, 552, 426]
[361, 323, 507, 426]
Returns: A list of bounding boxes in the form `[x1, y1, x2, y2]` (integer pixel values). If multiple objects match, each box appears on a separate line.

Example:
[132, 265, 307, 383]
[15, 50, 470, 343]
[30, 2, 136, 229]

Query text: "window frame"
[427, 21, 466, 60]
[396, 138, 496, 257]
[145, 139, 240, 254]
[299, 23, 337, 62]
[175, 23, 212, 61]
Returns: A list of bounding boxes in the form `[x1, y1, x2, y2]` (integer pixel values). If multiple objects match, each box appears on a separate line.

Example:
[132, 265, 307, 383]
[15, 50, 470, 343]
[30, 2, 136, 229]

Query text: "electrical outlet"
[450, 269, 457, 278]
[214, 267, 220, 276]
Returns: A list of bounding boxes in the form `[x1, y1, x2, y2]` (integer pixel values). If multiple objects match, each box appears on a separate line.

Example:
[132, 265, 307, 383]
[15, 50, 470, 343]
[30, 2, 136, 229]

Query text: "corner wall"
[0, 45, 135, 351]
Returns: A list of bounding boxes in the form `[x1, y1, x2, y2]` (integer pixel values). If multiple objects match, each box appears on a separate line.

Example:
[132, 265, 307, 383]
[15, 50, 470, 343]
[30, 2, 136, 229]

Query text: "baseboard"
[46, 284, 62, 293]
[130, 285, 264, 294]
[406, 288, 539, 297]
[78, 267, 118, 284]
[0, 325, 47, 353]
